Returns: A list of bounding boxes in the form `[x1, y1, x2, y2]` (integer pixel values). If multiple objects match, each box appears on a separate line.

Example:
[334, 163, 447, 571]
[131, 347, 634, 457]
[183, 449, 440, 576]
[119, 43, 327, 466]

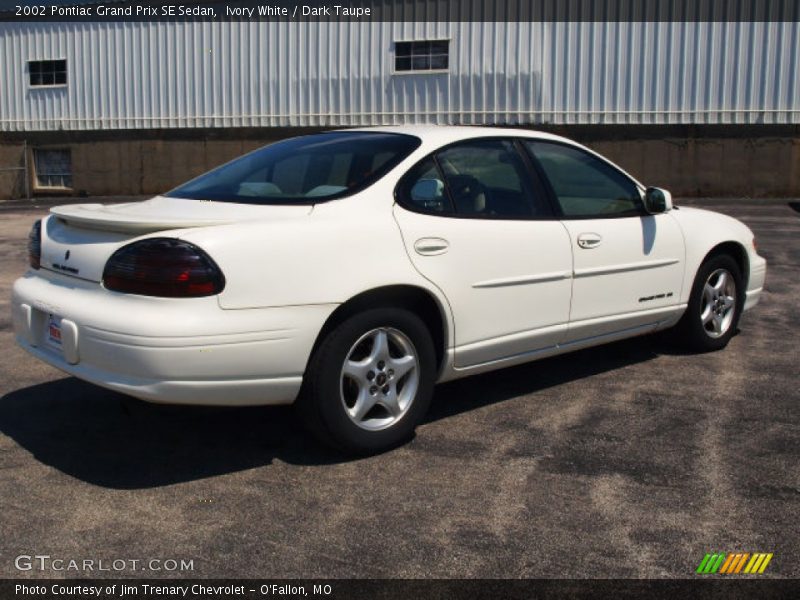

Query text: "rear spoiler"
[50, 203, 232, 234]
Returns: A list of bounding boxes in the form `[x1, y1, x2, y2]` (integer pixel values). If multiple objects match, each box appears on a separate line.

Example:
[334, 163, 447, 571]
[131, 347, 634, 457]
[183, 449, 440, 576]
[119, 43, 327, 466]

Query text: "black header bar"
[2, 579, 800, 600]
[1, 0, 799, 22]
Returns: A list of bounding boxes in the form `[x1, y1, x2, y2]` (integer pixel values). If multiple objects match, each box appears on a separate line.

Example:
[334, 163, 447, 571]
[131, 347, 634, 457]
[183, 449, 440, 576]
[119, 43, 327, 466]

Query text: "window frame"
[392, 39, 450, 75]
[32, 147, 73, 191]
[521, 140, 647, 220]
[394, 137, 557, 221]
[27, 58, 68, 89]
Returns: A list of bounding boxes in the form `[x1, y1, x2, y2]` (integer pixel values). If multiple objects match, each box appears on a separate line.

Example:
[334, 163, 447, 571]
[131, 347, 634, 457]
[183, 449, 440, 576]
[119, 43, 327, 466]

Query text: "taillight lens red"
[28, 219, 41, 269]
[103, 238, 225, 298]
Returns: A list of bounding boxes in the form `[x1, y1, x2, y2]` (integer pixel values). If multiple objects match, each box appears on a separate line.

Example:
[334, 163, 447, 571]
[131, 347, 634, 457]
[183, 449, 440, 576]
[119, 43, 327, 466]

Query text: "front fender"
[670, 206, 760, 303]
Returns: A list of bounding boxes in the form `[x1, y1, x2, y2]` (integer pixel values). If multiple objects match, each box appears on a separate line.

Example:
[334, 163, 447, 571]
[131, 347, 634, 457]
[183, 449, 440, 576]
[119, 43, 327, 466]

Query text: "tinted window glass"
[526, 141, 642, 218]
[435, 140, 543, 217]
[167, 132, 420, 204]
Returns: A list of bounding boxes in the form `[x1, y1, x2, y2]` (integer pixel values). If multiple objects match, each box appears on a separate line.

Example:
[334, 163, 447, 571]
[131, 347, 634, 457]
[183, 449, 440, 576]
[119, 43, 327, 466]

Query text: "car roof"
[344, 125, 578, 149]
[341, 125, 645, 190]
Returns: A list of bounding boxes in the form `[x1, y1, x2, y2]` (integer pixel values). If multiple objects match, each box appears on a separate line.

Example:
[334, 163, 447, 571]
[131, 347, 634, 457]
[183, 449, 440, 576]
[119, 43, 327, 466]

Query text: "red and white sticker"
[47, 314, 62, 347]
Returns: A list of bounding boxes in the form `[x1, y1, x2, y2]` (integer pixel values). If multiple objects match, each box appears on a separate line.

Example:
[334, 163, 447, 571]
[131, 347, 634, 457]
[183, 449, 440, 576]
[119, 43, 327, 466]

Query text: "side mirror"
[644, 187, 673, 214]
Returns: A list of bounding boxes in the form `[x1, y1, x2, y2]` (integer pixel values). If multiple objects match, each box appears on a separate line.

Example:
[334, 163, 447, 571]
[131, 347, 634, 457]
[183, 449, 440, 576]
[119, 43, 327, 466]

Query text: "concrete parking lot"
[0, 199, 797, 579]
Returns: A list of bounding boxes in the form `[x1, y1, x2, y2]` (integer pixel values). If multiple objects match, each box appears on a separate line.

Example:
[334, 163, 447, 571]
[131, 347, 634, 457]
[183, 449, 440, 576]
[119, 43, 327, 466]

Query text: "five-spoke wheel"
[340, 327, 420, 431]
[677, 253, 743, 351]
[298, 308, 435, 454]
[700, 268, 737, 338]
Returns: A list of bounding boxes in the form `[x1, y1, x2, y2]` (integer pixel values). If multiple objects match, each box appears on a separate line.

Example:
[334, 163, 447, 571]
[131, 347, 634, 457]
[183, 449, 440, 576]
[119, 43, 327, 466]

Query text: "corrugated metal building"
[3, 20, 799, 130]
[1, 12, 799, 198]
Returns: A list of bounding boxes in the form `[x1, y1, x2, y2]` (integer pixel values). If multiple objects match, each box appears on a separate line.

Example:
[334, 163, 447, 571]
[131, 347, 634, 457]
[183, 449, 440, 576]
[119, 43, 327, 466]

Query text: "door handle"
[414, 237, 449, 256]
[577, 233, 602, 249]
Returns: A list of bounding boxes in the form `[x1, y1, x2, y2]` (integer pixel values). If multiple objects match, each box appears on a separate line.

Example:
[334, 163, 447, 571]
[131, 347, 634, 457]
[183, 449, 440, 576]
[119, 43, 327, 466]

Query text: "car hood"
[41, 196, 313, 283]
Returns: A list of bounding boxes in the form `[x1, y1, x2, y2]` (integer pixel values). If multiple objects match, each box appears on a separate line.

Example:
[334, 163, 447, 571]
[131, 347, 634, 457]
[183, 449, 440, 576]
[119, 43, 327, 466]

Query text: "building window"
[28, 59, 67, 87]
[34, 149, 72, 189]
[395, 40, 449, 72]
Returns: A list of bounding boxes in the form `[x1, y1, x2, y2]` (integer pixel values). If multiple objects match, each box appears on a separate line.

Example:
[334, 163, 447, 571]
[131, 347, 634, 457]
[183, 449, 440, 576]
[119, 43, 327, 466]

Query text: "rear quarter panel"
[178, 188, 454, 346]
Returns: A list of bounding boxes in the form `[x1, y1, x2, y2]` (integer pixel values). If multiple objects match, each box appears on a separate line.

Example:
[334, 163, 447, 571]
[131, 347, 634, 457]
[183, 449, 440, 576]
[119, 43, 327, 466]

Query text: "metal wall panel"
[1, 20, 798, 131]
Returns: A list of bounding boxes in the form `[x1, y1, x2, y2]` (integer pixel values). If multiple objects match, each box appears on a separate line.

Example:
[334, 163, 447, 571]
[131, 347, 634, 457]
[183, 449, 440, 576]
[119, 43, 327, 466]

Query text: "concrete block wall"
[592, 136, 800, 198]
[1, 125, 798, 200]
[0, 143, 28, 199]
[74, 139, 278, 196]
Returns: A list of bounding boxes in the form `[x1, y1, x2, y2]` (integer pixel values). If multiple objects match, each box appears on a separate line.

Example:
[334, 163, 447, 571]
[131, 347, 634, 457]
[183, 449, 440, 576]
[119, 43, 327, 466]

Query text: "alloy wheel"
[700, 268, 737, 338]
[340, 327, 420, 431]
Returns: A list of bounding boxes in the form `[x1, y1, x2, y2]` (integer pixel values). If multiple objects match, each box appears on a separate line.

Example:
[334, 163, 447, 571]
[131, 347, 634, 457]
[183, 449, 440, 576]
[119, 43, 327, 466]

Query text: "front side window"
[525, 141, 642, 218]
[395, 40, 449, 72]
[29, 59, 67, 86]
[397, 139, 549, 219]
[167, 132, 420, 204]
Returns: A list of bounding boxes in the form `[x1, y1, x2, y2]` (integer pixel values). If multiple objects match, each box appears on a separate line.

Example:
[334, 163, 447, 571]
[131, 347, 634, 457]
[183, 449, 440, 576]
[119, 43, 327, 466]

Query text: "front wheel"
[297, 308, 436, 454]
[676, 254, 744, 352]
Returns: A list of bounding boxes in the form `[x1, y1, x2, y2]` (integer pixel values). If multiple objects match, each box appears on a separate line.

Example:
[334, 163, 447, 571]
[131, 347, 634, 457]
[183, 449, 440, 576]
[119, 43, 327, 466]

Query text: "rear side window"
[525, 141, 643, 218]
[167, 132, 420, 204]
[397, 158, 452, 214]
[397, 139, 550, 219]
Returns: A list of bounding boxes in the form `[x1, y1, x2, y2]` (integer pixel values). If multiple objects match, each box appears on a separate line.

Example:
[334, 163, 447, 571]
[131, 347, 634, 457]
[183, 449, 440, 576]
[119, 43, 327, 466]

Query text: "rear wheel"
[298, 308, 436, 454]
[676, 254, 744, 352]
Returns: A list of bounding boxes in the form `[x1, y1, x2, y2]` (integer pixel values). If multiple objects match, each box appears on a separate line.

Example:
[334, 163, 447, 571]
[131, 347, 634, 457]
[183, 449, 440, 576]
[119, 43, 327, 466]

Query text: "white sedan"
[12, 126, 766, 453]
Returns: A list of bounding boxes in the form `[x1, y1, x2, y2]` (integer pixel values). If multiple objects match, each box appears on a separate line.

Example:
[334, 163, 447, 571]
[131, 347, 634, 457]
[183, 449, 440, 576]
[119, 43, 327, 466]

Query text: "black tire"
[296, 307, 436, 454]
[675, 254, 744, 352]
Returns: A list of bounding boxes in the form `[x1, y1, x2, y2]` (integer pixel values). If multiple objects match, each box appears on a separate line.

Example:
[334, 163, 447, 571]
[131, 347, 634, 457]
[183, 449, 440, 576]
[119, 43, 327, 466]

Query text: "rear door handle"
[577, 233, 602, 249]
[414, 237, 449, 256]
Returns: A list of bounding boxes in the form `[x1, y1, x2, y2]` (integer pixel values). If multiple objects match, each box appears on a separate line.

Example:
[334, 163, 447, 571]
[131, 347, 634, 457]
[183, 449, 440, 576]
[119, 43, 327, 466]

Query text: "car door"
[524, 140, 685, 342]
[392, 138, 573, 368]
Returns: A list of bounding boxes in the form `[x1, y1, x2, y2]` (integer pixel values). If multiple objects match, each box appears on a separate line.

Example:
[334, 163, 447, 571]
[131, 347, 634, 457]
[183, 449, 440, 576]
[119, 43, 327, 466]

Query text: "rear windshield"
[166, 132, 421, 204]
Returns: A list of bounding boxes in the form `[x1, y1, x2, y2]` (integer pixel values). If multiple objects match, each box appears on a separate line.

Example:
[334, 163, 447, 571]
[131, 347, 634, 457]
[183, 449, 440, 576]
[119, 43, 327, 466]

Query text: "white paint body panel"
[11, 127, 766, 406]
[393, 207, 572, 366]
[562, 213, 686, 341]
[12, 270, 333, 405]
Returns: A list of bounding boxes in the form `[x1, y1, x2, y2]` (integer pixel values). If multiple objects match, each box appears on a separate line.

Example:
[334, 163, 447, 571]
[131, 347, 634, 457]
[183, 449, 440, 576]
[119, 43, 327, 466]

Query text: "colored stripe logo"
[696, 552, 773, 574]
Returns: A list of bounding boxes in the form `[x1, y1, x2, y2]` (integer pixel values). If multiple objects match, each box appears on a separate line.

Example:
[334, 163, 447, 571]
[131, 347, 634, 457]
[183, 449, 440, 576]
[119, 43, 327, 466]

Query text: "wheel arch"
[306, 284, 450, 375]
[702, 241, 750, 289]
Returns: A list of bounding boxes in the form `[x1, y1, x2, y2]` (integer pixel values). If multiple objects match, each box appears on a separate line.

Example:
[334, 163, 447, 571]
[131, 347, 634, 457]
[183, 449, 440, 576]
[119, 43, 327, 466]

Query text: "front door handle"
[414, 237, 449, 256]
[577, 233, 602, 249]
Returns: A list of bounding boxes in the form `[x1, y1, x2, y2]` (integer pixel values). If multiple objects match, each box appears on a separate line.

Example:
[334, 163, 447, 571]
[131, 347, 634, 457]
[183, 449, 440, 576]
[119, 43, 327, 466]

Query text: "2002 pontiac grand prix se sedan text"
[12, 127, 766, 453]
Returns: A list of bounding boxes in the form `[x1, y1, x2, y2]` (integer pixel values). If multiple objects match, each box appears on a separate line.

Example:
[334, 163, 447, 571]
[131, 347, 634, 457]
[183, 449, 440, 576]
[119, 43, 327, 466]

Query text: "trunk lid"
[42, 196, 312, 283]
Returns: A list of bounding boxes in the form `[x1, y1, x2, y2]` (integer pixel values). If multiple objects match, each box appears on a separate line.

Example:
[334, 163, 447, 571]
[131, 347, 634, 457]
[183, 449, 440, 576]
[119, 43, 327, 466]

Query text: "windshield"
[166, 132, 421, 204]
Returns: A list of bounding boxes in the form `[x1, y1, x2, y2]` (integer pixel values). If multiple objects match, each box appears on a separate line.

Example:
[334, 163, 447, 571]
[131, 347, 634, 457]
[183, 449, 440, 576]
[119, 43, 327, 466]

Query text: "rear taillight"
[102, 238, 225, 298]
[28, 219, 41, 269]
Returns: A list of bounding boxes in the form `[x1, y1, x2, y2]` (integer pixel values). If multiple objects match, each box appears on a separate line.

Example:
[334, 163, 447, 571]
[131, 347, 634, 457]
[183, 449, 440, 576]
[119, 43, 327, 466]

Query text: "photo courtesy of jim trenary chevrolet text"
[0, 0, 798, 599]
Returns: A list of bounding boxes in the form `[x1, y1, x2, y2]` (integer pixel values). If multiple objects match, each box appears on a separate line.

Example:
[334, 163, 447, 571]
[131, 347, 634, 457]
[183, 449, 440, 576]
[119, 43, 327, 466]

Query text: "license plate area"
[46, 314, 63, 351]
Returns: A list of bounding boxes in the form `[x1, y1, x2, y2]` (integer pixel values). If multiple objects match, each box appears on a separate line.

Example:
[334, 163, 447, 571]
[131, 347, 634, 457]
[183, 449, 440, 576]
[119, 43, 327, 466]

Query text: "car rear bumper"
[12, 271, 336, 406]
[744, 254, 767, 312]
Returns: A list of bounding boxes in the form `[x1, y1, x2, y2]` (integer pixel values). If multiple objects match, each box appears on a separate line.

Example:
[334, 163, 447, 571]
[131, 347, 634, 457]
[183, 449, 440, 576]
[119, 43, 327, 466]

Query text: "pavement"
[0, 199, 797, 579]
